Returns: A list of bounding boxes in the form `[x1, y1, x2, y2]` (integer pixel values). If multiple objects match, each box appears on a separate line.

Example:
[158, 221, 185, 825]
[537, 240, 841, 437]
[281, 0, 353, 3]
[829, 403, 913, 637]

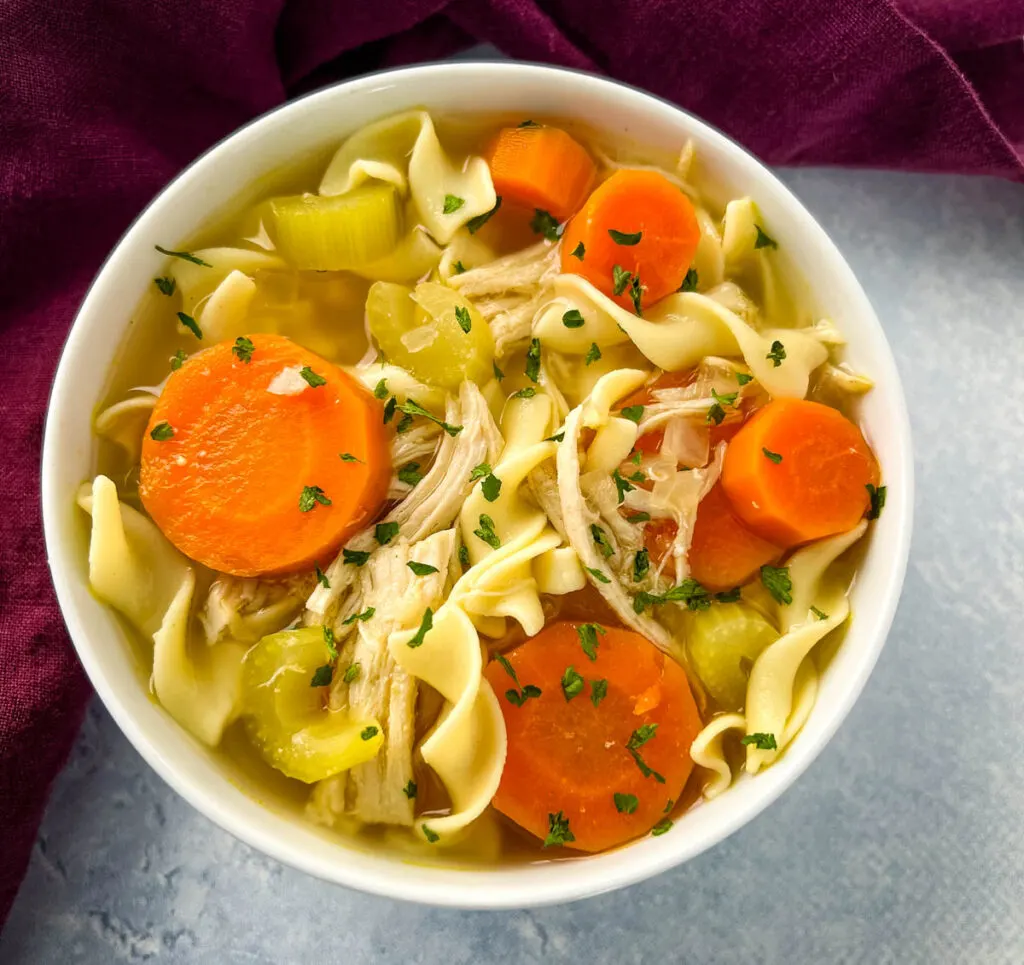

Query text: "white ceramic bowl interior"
[42, 63, 913, 908]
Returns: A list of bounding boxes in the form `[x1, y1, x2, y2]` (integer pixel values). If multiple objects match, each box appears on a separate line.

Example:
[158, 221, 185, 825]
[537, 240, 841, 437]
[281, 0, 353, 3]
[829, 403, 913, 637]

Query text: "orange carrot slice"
[484, 621, 702, 853]
[720, 398, 880, 547]
[139, 334, 390, 577]
[485, 125, 596, 223]
[561, 169, 700, 311]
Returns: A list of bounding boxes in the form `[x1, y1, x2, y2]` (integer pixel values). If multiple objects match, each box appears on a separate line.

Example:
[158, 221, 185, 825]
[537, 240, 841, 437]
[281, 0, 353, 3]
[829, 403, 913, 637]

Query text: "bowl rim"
[41, 60, 914, 908]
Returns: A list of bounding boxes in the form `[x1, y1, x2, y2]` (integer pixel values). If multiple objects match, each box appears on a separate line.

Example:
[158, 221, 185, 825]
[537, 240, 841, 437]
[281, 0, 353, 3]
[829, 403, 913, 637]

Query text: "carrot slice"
[485, 125, 596, 223]
[720, 398, 880, 547]
[560, 170, 700, 311]
[484, 621, 702, 853]
[139, 334, 390, 577]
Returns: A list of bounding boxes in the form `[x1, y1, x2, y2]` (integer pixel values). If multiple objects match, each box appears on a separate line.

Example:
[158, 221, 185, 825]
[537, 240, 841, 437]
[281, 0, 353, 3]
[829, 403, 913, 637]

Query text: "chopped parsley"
[544, 431, 565, 443]
[453, 260, 466, 274]
[626, 724, 666, 783]
[591, 524, 615, 558]
[443, 194, 465, 214]
[360, 725, 379, 741]
[467, 196, 501, 234]
[310, 664, 333, 687]
[810, 605, 829, 621]
[382, 396, 397, 424]
[586, 565, 611, 584]
[518, 119, 539, 127]
[470, 462, 492, 481]
[621, 405, 644, 423]
[530, 208, 562, 241]
[706, 387, 738, 426]
[300, 366, 326, 388]
[496, 653, 541, 707]
[626, 511, 651, 523]
[342, 608, 375, 626]
[525, 337, 542, 383]
[395, 411, 414, 434]
[492, 360, 504, 382]
[149, 421, 174, 441]
[323, 626, 338, 660]
[155, 245, 211, 267]
[342, 548, 371, 567]
[612, 264, 632, 296]
[398, 462, 423, 486]
[422, 825, 440, 843]
[562, 309, 585, 329]
[402, 780, 417, 799]
[406, 608, 433, 648]
[455, 305, 472, 334]
[315, 563, 330, 589]
[628, 470, 646, 483]
[678, 268, 699, 292]
[373, 378, 389, 400]
[458, 543, 470, 567]
[608, 228, 642, 246]
[398, 398, 463, 437]
[736, 372, 754, 386]
[577, 623, 605, 662]
[481, 473, 502, 502]
[512, 387, 537, 399]
[760, 564, 792, 605]
[339, 452, 363, 463]
[407, 560, 439, 577]
[561, 665, 585, 701]
[651, 818, 673, 836]
[866, 484, 887, 520]
[631, 451, 642, 465]
[634, 578, 711, 614]
[177, 311, 202, 340]
[766, 340, 786, 367]
[170, 349, 186, 371]
[590, 679, 608, 708]
[633, 548, 650, 582]
[542, 811, 575, 848]
[714, 587, 741, 603]
[342, 662, 361, 683]
[741, 732, 778, 750]
[474, 514, 500, 549]
[754, 225, 778, 250]
[663, 799, 674, 814]
[299, 485, 332, 512]
[585, 343, 602, 365]
[629, 274, 644, 316]
[613, 793, 638, 815]
[762, 447, 783, 464]
[154, 276, 176, 296]
[571, 241, 585, 260]
[375, 521, 399, 545]
[612, 468, 635, 504]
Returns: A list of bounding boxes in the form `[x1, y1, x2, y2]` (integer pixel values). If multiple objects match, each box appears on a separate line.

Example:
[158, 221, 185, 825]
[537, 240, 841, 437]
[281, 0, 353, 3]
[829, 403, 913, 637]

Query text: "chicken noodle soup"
[81, 111, 884, 859]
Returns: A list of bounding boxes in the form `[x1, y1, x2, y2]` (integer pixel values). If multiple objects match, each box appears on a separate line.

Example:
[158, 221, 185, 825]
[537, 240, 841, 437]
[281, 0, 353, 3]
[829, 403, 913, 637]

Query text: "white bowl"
[41, 62, 913, 908]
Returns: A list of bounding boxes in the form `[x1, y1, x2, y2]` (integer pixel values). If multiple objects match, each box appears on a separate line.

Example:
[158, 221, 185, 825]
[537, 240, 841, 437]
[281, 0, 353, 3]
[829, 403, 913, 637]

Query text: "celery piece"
[241, 627, 382, 783]
[269, 184, 401, 271]
[687, 602, 779, 710]
[366, 280, 494, 390]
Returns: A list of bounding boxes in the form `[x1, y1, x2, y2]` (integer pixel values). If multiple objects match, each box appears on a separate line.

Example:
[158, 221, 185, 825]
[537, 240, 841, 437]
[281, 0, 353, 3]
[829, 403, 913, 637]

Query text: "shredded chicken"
[199, 573, 313, 645]
[387, 423, 442, 500]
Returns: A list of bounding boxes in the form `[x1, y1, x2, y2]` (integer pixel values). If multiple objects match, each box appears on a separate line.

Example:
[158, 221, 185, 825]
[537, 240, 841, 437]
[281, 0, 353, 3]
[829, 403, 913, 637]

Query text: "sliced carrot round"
[721, 398, 880, 547]
[484, 621, 702, 853]
[561, 169, 700, 311]
[139, 334, 390, 577]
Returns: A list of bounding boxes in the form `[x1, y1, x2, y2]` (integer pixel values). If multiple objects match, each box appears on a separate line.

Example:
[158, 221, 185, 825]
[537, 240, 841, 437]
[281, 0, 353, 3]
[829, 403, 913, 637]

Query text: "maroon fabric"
[1, 0, 1021, 926]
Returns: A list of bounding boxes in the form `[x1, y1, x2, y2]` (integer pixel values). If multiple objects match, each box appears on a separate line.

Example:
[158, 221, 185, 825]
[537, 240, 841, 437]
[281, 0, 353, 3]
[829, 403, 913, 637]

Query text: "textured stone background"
[4, 143, 1024, 964]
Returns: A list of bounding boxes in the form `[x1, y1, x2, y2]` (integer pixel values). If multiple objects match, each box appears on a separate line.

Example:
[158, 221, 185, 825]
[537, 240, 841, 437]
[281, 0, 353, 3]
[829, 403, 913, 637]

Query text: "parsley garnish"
[375, 521, 399, 545]
[562, 309, 585, 329]
[155, 245, 211, 267]
[455, 305, 472, 334]
[518, 119, 539, 128]
[177, 311, 202, 340]
[612, 264, 632, 296]
[866, 484, 887, 520]
[577, 623, 605, 661]
[342, 548, 371, 567]
[407, 561, 439, 576]
[736, 372, 754, 386]
[571, 241, 585, 260]
[754, 225, 778, 250]
[544, 431, 565, 443]
[382, 396, 397, 424]
[467, 196, 501, 234]
[530, 208, 562, 241]
[154, 276, 176, 296]
[422, 825, 440, 843]
[762, 447, 783, 464]
[299, 485, 331, 512]
[470, 463, 492, 481]
[663, 799, 674, 814]
[628, 470, 645, 483]
[678, 268, 698, 292]
[398, 462, 422, 486]
[590, 679, 608, 707]
[453, 260, 466, 274]
[706, 388, 738, 426]
[591, 524, 614, 558]
[609, 228, 642, 246]
[612, 468, 635, 504]
[561, 666, 585, 701]
[481, 473, 502, 502]
[342, 662, 361, 683]
[633, 548, 650, 582]
[621, 405, 644, 423]
[760, 565, 792, 605]
[626, 511, 651, 523]
[626, 724, 666, 783]
[525, 338, 541, 383]
[742, 732, 778, 750]
[512, 387, 537, 399]
[443, 194, 465, 214]
[339, 452, 363, 463]
[150, 421, 174, 441]
[315, 563, 330, 589]
[300, 366, 326, 387]
[360, 725, 378, 741]
[585, 343, 602, 365]
[458, 543, 470, 567]
[398, 398, 463, 436]
[766, 340, 786, 367]
[323, 626, 338, 660]
[496, 653, 542, 707]
[634, 579, 711, 614]
[715, 588, 741, 603]
[651, 818, 673, 836]
[395, 410, 414, 435]
[586, 565, 611, 584]
[492, 360, 504, 382]
[170, 349, 186, 371]
[403, 780, 417, 799]
[810, 605, 829, 621]
[614, 793, 638, 814]
[373, 378, 388, 399]
[629, 274, 644, 315]
[342, 608, 375, 626]
[474, 514, 500, 549]
[310, 664, 333, 687]
[542, 811, 575, 848]
[406, 608, 433, 648]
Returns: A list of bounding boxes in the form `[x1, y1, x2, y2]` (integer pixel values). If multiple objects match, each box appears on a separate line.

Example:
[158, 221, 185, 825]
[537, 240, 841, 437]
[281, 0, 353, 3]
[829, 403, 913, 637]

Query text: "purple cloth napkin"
[1, 0, 1020, 925]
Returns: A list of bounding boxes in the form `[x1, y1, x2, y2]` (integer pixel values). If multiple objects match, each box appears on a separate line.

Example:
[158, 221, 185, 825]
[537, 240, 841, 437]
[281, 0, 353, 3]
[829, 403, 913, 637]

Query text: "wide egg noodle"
[77, 476, 244, 746]
[196, 268, 256, 343]
[319, 110, 496, 246]
[170, 247, 284, 316]
[350, 222, 442, 285]
[94, 393, 158, 465]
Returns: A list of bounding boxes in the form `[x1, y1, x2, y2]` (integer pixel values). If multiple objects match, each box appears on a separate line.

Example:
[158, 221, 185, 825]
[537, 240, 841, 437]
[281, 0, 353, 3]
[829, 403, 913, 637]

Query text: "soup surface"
[81, 110, 884, 863]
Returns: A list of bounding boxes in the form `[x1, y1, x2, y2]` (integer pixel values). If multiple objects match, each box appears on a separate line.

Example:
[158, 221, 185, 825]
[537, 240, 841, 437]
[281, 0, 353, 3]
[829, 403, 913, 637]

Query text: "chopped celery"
[269, 185, 401, 271]
[366, 281, 494, 390]
[687, 602, 779, 710]
[242, 627, 382, 783]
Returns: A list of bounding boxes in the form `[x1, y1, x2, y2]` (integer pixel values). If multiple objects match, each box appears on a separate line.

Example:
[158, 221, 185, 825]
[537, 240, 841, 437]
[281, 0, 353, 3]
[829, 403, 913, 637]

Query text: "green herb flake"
[443, 194, 465, 215]
[492, 360, 505, 382]
[407, 560, 439, 577]
[453, 260, 467, 274]
[633, 548, 650, 582]
[455, 305, 472, 334]
[629, 274, 644, 316]
[530, 208, 562, 242]
[542, 811, 575, 848]
[585, 342, 602, 366]
[395, 410, 413, 435]
[497, 653, 542, 707]
[518, 119, 539, 128]
[383, 396, 397, 424]
[651, 818, 673, 836]
[626, 511, 652, 523]
[398, 398, 463, 437]
[741, 732, 778, 750]
[609, 228, 642, 246]
[612, 468, 635, 504]
[375, 521, 400, 545]
[626, 724, 666, 783]
[373, 378, 389, 400]
[678, 268, 699, 293]
[512, 387, 537, 399]
[586, 566, 611, 584]
[754, 225, 778, 250]
[342, 662, 361, 683]
[170, 349, 186, 371]
[402, 780, 417, 799]
[810, 605, 829, 621]
[422, 825, 440, 843]
[525, 338, 542, 383]
[150, 421, 174, 441]
[342, 607, 375, 627]
[398, 462, 423, 486]
[177, 311, 202, 340]
[481, 473, 502, 502]
[155, 245, 211, 267]
[474, 514, 500, 549]
[339, 452, 363, 464]
[612, 264, 632, 296]
[322, 625, 338, 660]
[470, 463, 492, 482]
[299, 485, 332, 513]
[571, 241, 585, 260]
[706, 388, 738, 426]
[591, 524, 615, 559]
[467, 196, 501, 234]
[154, 276, 176, 296]
[562, 309, 585, 329]
[315, 563, 330, 589]
[577, 623, 606, 662]
[300, 366, 327, 388]
[621, 405, 644, 423]
[762, 447, 783, 464]
[634, 578, 711, 614]
[715, 587, 741, 603]
[360, 725, 379, 741]
[544, 431, 565, 443]
[342, 548, 371, 567]
[406, 608, 434, 648]
[310, 664, 333, 687]
[458, 543, 470, 568]
[766, 340, 786, 367]
[590, 678, 608, 708]
[663, 799, 674, 814]
[866, 484, 887, 520]
[561, 665, 585, 702]
[760, 564, 792, 605]
[614, 792, 639, 815]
